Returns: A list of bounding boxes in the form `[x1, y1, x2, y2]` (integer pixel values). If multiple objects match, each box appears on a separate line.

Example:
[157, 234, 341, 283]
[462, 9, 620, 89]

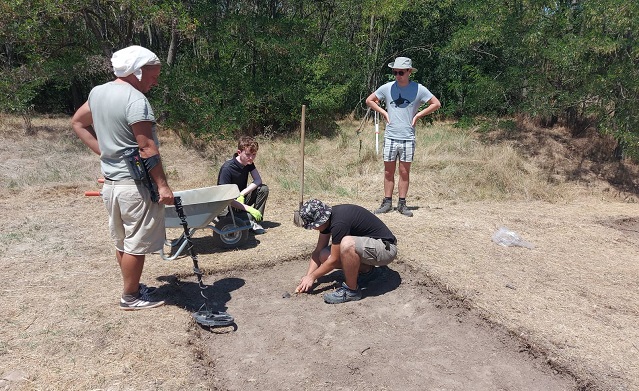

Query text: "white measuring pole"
[374, 111, 379, 155]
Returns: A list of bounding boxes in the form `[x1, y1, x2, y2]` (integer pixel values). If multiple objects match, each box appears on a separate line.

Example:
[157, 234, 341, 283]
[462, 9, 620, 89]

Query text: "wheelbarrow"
[161, 184, 252, 260]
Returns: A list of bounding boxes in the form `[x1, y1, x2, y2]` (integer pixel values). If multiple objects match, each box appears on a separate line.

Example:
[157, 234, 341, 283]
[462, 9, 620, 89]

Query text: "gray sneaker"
[397, 201, 413, 217]
[374, 199, 393, 214]
[323, 282, 362, 304]
[120, 292, 165, 310]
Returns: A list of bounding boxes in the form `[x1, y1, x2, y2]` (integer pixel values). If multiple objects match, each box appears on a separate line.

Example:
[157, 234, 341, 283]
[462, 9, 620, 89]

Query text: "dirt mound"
[482, 118, 639, 196]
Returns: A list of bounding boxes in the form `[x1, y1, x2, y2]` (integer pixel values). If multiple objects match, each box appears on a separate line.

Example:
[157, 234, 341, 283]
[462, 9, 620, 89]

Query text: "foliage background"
[1, 0, 638, 155]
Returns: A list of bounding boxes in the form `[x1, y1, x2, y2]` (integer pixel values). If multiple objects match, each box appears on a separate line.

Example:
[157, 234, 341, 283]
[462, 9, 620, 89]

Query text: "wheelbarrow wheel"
[212, 215, 249, 249]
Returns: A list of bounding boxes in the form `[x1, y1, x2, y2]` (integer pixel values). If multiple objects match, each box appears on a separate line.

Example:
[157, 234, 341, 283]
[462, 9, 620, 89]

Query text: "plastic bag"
[491, 226, 535, 249]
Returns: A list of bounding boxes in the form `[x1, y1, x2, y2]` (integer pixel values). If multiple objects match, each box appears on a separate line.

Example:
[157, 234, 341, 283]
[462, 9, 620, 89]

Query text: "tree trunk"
[167, 19, 178, 66]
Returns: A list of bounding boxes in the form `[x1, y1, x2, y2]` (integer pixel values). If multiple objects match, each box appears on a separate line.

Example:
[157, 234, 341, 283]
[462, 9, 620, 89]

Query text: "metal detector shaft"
[173, 196, 235, 328]
[173, 196, 204, 286]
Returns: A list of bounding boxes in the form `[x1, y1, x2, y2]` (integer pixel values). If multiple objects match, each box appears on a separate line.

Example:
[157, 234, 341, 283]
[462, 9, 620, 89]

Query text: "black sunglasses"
[392, 70, 407, 76]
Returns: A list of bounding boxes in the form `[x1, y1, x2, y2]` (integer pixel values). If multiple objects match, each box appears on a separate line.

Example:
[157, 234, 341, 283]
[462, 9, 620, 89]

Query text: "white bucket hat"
[111, 45, 161, 81]
[388, 57, 417, 73]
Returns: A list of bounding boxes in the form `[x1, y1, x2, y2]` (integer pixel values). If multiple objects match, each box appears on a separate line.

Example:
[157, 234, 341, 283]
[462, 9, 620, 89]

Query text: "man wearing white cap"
[71, 45, 174, 310]
[366, 56, 441, 217]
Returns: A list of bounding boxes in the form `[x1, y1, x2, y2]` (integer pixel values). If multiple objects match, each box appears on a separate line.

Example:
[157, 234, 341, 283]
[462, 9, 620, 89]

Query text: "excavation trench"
[163, 257, 580, 390]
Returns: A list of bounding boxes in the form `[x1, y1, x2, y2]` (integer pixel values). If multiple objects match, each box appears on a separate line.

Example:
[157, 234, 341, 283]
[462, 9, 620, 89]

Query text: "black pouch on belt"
[123, 148, 159, 202]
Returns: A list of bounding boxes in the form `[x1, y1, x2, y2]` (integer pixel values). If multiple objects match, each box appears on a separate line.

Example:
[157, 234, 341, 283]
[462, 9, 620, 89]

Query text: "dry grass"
[232, 119, 572, 207]
[2, 112, 639, 390]
[0, 113, 589, 205]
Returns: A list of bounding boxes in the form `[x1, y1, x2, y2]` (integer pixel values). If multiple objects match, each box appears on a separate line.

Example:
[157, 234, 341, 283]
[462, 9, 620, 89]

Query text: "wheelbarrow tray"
[161, 184, 252, 260]
[165, 184, 240, 228]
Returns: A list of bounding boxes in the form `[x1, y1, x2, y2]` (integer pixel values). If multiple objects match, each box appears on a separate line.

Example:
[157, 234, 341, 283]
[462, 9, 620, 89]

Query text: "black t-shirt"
[320, 204, 396, 245]
[217, 156, 256, 189]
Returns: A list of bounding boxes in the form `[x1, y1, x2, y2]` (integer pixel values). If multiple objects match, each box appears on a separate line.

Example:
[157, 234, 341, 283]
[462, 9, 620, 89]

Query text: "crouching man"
[295, 199, 398, 304]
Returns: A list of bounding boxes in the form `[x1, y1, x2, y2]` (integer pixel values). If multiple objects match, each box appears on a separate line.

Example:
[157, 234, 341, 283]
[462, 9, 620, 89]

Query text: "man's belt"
[103, 179, 143, 185]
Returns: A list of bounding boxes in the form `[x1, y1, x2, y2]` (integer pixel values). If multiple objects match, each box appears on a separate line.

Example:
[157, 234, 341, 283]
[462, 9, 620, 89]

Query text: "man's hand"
[382, 111, 390, 124]
[246, 206, 262, 222]
[236, 194, 245, 204]
[295, 275, 316, 293]
[157, 185, 174, 205]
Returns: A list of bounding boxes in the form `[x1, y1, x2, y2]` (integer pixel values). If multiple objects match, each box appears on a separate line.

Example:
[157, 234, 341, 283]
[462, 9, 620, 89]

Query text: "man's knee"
[340, 236, 358, 256]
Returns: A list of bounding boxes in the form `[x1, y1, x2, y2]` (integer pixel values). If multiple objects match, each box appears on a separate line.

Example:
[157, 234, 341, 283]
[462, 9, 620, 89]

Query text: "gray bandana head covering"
[111, 45, 161, 81]
[299, 199, 332, 230]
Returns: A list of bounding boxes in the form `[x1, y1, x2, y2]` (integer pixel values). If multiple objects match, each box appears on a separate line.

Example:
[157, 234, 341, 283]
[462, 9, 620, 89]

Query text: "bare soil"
[1, 118, 638, 390]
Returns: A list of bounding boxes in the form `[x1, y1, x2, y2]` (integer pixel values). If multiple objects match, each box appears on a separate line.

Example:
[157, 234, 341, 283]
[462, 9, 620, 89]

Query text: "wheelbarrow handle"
[85, 191, 101, 197]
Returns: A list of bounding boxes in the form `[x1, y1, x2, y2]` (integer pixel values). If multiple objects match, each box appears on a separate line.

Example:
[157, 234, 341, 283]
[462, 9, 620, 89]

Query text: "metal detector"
[173, 196, 235, 328]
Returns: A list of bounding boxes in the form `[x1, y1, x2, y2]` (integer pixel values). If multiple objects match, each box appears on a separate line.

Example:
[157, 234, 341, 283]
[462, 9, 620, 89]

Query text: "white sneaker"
[119, 292, 164, 310]
[251, 221, 265, 234]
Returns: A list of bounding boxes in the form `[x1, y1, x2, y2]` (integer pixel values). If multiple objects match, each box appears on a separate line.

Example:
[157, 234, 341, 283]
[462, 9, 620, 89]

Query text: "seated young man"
[217, 135, 269, 234]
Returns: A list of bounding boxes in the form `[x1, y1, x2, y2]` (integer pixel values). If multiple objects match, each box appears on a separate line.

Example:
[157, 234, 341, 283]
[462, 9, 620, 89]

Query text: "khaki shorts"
[354, 237, 397, 266]
[102, 180, 166, 255]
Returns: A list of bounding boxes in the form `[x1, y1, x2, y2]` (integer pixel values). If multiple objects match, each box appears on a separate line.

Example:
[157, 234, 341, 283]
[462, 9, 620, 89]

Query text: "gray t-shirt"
[374, 81, 434, 141]
[88, 81, 159, 180]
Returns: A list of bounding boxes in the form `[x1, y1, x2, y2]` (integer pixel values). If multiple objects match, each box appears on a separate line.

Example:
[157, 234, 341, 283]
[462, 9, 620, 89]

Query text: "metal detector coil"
[174, 196, 236, 329]
[192, 307, 235, 327]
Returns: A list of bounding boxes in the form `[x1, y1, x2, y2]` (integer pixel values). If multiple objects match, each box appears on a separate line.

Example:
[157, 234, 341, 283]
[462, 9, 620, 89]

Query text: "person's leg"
[353, 237, 397, 285]
[111, 183, 165, 309]
[375, 139, 398, 214]
[382, 138, 398, 198]
[323, 236, 363, 304]
[397, 163, 413, 217]
[374, 161, 396, 214]
[383, 160, 397, 198]
[117, 250, 145, 296]
[398, 161, 411, 198]
[118, 250, 164, 310]
[245, 185, 268, 233]
[397, 140, 414, 216]
[338, 236, 361, 290]
[246, 184, 269, 216]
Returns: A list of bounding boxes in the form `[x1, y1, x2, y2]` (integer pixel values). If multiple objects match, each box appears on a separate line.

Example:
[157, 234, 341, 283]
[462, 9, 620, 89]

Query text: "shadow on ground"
[155, 274, 245, 314]
[311, 266, 402, 299]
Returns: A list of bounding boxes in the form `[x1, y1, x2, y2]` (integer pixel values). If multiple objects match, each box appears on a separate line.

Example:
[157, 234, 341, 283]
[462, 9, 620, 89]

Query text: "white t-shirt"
[88, 81, 158, 180]
[374, 81, 434, 141]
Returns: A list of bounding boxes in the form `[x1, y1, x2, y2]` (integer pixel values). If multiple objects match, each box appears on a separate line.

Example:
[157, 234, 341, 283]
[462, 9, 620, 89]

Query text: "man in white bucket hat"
[366, 56, 441, 217]
[71, 45, 174, 310]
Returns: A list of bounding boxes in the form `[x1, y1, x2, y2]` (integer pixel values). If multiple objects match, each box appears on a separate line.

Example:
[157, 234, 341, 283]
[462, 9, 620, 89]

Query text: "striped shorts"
[383, 138, 415, 162]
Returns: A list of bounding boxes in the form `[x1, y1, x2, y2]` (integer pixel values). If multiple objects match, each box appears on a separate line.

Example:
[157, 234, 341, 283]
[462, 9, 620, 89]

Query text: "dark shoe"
[120, 292, 165, 310]
[357, 266, 383, 286]
[397, 201, 413, 217]
[374, 199, 393, 214]
[323, 282, 362, 304]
